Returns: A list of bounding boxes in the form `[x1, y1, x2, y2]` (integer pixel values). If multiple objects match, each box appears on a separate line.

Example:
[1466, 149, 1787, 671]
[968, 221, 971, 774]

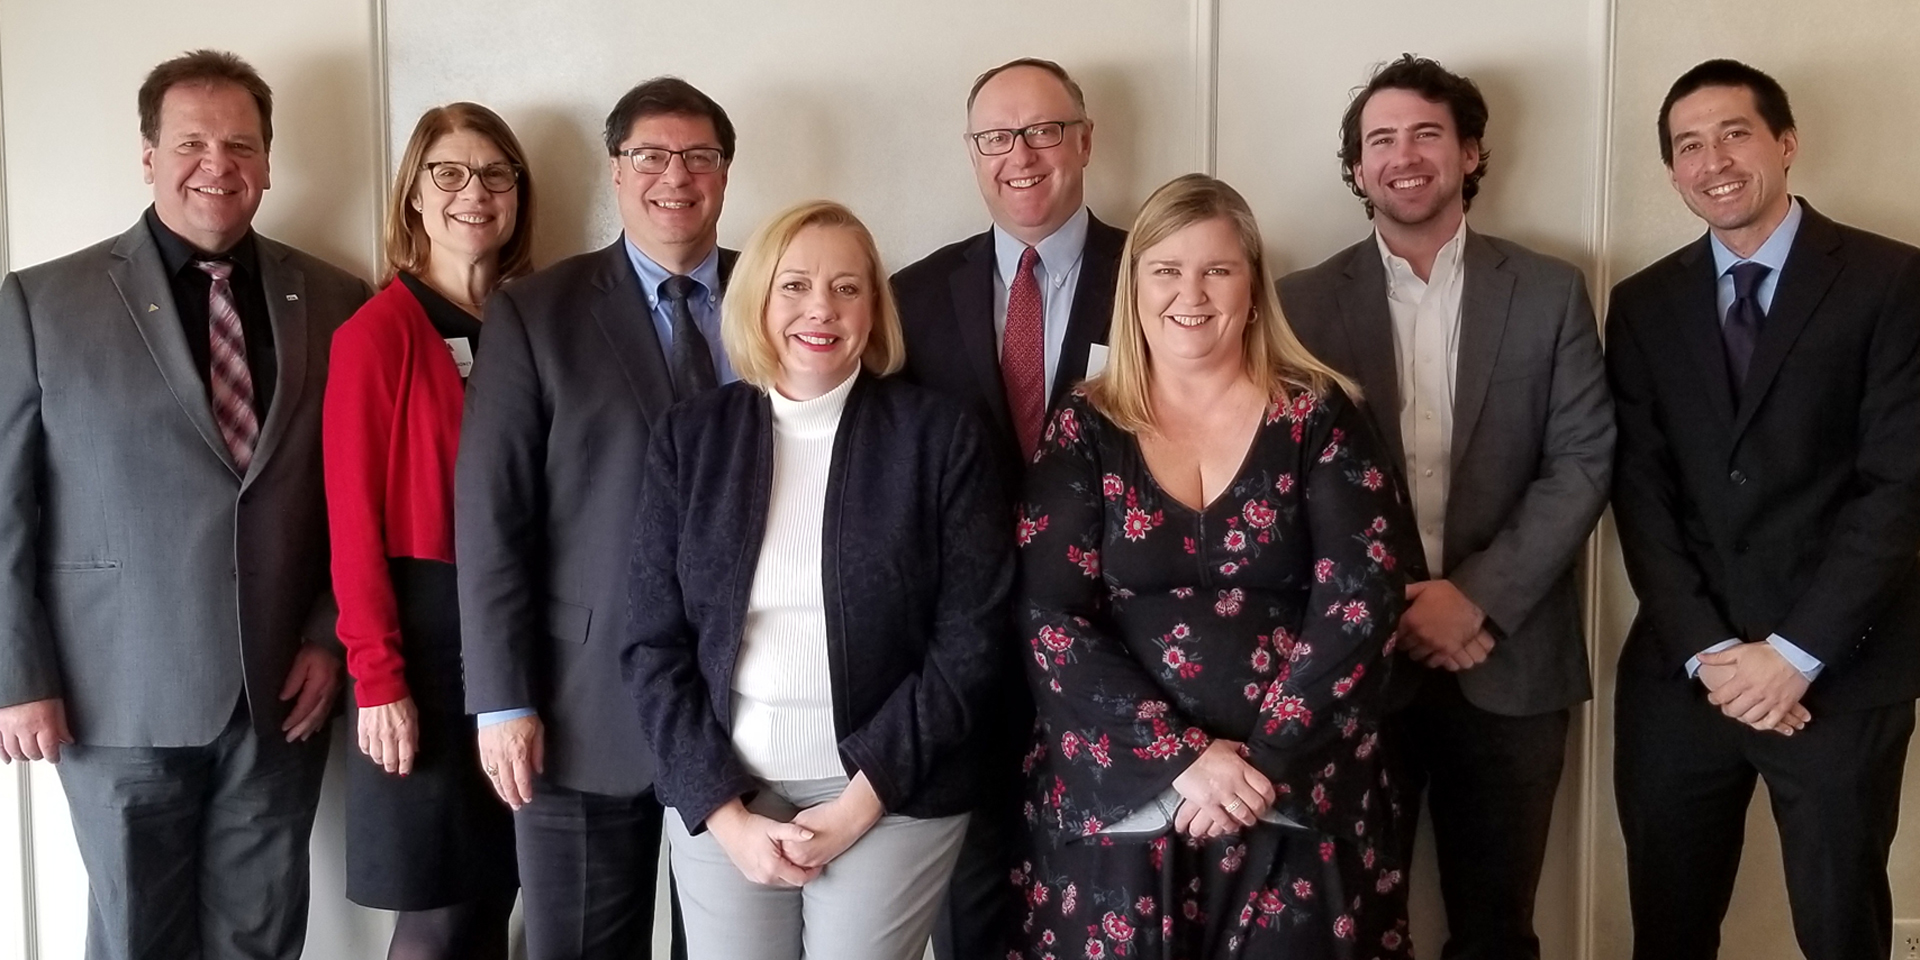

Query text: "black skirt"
[345, 559, 518, 910]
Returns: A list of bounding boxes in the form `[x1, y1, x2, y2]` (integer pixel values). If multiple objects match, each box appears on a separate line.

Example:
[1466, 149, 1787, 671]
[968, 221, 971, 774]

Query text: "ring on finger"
[484, 763, 499, 775]
[1225, 800, 1243, 813]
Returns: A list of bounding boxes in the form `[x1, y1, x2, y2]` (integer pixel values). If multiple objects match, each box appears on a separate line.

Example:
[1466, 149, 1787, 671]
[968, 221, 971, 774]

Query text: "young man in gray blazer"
[0, 50, 371, 960]
[456, 77, 737, 960]
[1277, 55, 1613, 960]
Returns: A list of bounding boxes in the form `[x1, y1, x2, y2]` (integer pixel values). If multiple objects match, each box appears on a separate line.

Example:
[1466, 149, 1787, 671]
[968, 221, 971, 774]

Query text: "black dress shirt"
[144, 205, 277, 418]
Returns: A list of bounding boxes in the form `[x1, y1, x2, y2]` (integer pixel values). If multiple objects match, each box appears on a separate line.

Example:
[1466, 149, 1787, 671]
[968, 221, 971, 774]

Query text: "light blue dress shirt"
[1687, 198, 1823, 683]
[992, 206, 1091, 398]
[477, 240, 734, 729]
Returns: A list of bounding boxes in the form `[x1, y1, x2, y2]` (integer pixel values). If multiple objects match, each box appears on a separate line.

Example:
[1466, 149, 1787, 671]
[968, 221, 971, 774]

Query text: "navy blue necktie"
[1723, 261, 1771, 399]
[660, 275, 718, 399]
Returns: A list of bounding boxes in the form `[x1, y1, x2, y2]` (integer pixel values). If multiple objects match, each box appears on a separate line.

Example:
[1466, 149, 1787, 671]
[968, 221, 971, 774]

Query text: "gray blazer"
[0, 218, 370, 746]
[456, 239, 736, 796]
[1278, 229, 1613, 716]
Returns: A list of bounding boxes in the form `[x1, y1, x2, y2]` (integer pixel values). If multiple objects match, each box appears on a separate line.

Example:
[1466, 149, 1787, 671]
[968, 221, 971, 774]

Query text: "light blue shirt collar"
[992, 206, 1091, 290]
[625, 239, 721, 307]
[1709, 198, 1802, 318]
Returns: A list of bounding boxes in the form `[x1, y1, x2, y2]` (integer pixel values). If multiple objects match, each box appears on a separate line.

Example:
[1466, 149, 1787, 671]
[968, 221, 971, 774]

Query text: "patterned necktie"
[1724, 260, 1771, 399]
[661, 275, 718, 399]
[1003, 246, 1045, 459]
[194, 260, 259, 471]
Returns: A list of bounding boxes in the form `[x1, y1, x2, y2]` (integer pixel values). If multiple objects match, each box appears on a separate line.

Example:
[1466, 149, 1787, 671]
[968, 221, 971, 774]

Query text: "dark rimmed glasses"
[967, 120, 1085, 156]
[423, 161, 521, 194]
[617, 146, 727, 175]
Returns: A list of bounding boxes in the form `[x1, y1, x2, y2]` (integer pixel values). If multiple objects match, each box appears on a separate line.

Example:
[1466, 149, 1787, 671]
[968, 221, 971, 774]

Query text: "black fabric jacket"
[621, 374, 1014, 832]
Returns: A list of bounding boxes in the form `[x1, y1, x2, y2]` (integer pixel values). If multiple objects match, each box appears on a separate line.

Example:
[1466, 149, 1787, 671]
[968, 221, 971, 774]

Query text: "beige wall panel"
[385, 0, 1199, 273]
[1603, 2, 1920, 958]
[1215, 3, 1610, 957]
[0, 0, 380, 276]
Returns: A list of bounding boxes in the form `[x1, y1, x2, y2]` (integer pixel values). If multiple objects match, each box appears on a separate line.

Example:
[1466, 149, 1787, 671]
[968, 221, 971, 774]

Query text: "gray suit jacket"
[456, 239, 736, 796]
[0, 217, 371, 746]
[1278, 229, 1613, 716]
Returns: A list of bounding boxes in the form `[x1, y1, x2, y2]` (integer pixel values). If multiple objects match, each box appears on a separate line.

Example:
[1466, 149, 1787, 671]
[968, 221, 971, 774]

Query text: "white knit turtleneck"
[729, 369, 859, 781]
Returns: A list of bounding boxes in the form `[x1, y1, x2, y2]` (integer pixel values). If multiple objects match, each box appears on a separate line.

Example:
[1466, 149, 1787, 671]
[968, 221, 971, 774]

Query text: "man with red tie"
[890, 56, 1126, 960]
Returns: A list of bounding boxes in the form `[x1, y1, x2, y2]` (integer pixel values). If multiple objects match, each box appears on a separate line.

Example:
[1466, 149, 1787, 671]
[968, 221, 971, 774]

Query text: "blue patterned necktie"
[1723, 261, 1771, 399]
[661, 274, 718, 399]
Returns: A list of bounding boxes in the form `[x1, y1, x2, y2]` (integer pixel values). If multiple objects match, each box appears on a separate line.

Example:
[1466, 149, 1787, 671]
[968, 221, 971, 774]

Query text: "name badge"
[444, 337, 475, 379]
[1084, 343, 1110, 377]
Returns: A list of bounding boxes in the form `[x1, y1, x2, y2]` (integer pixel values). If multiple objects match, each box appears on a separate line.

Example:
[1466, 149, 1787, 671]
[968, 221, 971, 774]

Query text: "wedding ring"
[484, 763, 499, 775]
[1225, 800, 1243, 813]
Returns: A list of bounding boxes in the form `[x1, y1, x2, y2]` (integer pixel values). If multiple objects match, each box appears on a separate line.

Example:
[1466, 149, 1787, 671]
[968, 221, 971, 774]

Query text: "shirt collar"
[1710, 196, 1803, 278]
[144, 204, 260, 278]
[1374, 216, 1467, 301]
[992, 205, 1091, 289]
[624, 237, 721, 307]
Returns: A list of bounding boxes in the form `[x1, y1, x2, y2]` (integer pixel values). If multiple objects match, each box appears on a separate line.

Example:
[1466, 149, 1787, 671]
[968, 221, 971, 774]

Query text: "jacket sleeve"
[323, 298, 410, 706]
[1776, 253, 1920, 664]
[455, 288, 545, 713]
[1448, 269, 1615, 635]
[620, 416, 758, 832]
[836, 409, 1014, 812]
[0, 272, 61, 708]
[1606, 294, 1739, 667]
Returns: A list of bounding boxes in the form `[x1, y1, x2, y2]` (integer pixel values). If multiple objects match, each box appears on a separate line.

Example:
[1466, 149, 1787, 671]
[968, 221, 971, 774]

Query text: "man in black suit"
[1278, 55, 1612, 960]
[890, 57, 1125, 960]
[1608, 59, 1920, 960]
[457, 77, 738, 960]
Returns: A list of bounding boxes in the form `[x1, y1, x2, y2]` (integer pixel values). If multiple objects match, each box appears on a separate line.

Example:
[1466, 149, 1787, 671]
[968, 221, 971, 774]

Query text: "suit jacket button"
[1729, 470, 1747, 484]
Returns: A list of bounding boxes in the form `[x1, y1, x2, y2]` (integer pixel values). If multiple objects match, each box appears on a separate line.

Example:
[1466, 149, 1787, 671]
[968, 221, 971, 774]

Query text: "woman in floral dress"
[1013, 174, 1418, 960]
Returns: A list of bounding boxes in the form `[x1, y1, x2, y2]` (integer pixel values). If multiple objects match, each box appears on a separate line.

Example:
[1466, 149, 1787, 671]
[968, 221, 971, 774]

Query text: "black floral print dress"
[1011, 386, 1418, 960]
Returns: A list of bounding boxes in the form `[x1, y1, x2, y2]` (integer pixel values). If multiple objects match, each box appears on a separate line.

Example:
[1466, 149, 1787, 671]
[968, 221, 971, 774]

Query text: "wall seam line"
[1192, 0, 1218, 175]
[371, 0, 393, 272]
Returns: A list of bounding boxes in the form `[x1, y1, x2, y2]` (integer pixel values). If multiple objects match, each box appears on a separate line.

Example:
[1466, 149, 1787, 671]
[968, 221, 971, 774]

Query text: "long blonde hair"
[1085, 174, 1357, 434]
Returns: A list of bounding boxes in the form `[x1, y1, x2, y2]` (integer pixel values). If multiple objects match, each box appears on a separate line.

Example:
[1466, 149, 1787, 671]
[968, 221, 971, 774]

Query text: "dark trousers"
[56, 701, 330, 960]
[1614, 673, 1914, 960]
[1387, 671, 1570, 960]
[930, 777, 1022, 960]
[516, 779, 687, 960]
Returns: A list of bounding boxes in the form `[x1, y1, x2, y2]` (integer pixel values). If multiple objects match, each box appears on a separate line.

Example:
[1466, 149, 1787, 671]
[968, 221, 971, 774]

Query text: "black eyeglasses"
[967, 120, 1085, 156]
[617, 147, 727, 175]
[423, 161, 521, 194]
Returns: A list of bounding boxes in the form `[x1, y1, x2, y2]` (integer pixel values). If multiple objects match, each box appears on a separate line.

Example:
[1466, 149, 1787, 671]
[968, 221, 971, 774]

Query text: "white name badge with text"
[445, 337, 475, 379]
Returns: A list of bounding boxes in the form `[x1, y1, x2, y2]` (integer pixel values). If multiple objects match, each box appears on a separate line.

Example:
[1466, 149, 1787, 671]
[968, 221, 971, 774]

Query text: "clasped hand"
[707, 773, 885, 887]
[1696, 641, 1811, 735]
[1396, 579, 1494, 671]
[1171, 738, 1276, 840]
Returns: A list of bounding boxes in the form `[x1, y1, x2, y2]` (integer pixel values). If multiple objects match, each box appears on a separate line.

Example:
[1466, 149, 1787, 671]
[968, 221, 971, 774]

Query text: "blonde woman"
[1012, 174, 1417, 959]
[621, 200, 1012, 959]
[324, 102, 535, 959]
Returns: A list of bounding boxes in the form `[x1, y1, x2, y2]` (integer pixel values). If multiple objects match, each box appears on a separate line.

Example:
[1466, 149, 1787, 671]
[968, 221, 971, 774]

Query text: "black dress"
[1012, 389, 1417, 960]
[344, 274, 516, 910]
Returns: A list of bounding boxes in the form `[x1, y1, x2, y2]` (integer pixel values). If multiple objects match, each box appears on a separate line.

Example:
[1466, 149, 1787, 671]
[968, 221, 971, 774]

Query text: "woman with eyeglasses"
[323, 102, 536, 960]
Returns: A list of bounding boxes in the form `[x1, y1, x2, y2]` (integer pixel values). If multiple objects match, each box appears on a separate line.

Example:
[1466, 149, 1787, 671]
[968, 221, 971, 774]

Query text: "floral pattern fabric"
[1012, 387, 1417, 960]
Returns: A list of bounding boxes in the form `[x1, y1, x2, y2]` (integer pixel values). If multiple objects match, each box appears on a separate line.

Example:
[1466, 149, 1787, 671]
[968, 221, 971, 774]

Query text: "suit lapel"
[1050, 214, 1125, 406]
[246, 238, 307, 485]
[1335, 243, 1407, 471]
[106, 222, 240, 475]
[1672, 237, 1738, 431]
[590, 240, 676, 416]
[1732, 206, 1842, 440]
[1449, 231, 1515, 473]
[949, 231, 1012, 432]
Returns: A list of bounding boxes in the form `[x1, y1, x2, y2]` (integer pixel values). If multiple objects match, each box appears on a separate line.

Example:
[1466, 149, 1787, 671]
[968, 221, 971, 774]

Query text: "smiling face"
[611, 112, 727, 271]
[1350, 87, 1478, 235]
[967, 65, 1092, 246]
[764, 225, 875, 400]
[142, 81, 270, 254]
[1665, 84, 1797, 257]
[413, 128, 518, 269]
[1133, 216, 1255, 372]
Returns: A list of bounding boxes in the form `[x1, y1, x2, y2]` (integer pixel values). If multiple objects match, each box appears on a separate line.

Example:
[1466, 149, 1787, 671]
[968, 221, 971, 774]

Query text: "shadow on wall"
[1077, 61, 1144, 236]
[516, 104, 612, 267]
[271, 51, 379, 276]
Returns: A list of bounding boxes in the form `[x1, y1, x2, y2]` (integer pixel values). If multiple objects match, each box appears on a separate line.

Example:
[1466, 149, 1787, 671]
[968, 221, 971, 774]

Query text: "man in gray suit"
[1277, 55, 1613, 960]
[0, 50, 370, 960]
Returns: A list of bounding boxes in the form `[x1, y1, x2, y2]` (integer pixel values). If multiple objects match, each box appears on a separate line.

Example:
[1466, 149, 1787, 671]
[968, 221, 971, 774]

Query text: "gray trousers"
[666, 777, 968, 960]
[56, 701, 330, 960]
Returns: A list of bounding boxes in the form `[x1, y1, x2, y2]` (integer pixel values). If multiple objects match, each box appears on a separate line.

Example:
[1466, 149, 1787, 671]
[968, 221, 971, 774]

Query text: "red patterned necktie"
[1003, 245, 1045, 459]
[195, 260, 260, 472]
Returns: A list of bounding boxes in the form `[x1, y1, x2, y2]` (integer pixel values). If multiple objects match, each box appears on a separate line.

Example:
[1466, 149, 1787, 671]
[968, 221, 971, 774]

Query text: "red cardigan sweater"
[323, 280, 468, 707]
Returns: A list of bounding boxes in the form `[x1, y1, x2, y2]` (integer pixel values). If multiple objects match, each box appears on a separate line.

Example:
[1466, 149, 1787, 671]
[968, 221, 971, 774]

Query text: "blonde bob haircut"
[1085, 173, 1358, 434]
[721, 200, 906, 391]
[381, 102, 537, 284]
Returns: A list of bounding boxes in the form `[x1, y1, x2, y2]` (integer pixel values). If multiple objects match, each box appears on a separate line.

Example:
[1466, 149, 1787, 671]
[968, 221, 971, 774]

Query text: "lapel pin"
[147, 303, 159, 312]
[285, 294, 299, 301]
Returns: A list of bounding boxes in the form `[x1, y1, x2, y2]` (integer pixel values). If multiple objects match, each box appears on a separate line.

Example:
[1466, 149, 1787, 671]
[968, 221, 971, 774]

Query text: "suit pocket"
[47, 559, 120, 571]
[546, 599, 593, 643]
[42, 564, 122, 661]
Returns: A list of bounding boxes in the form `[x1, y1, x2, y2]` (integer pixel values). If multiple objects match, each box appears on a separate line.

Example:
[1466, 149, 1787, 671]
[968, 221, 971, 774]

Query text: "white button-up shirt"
[1378, 220, 1468, 576]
